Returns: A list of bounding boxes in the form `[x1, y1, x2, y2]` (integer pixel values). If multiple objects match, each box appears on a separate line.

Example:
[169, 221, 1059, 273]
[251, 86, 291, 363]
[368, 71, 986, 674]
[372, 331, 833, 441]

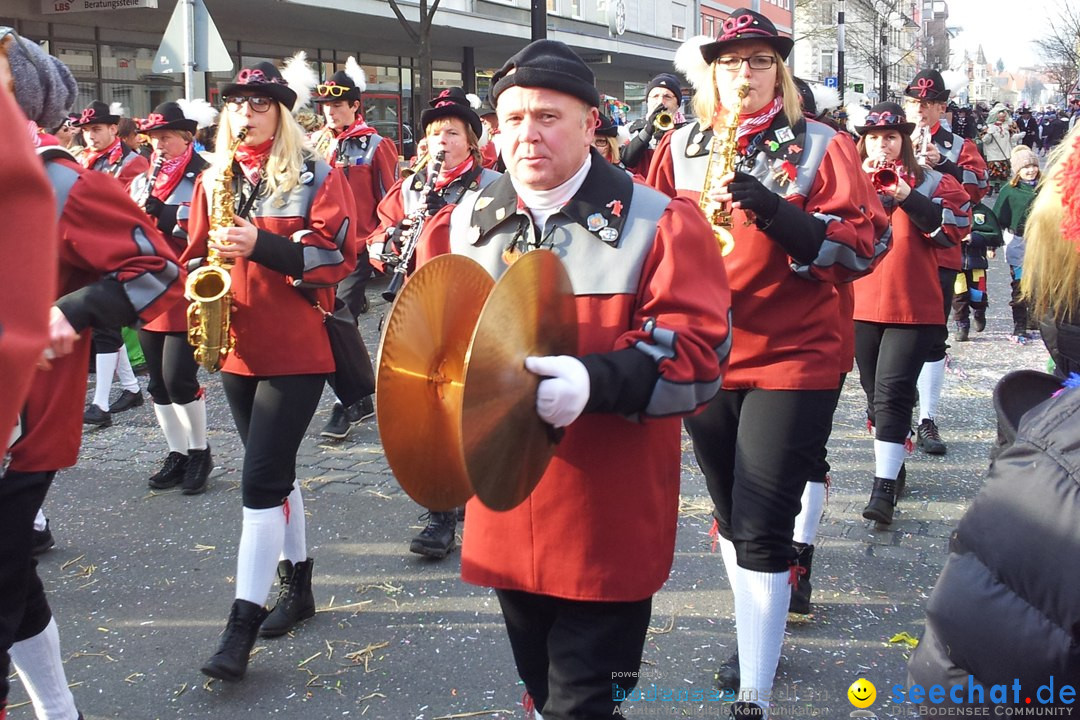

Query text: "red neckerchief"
[337, 116, 377, 142]
[234, 138, 274, 184]
[83, 138, 123, 170]
[929, 122, 942, 136]
[152, 143, 195, 201]
[434, 156, 474, 191]
[733, 97, 784, 152]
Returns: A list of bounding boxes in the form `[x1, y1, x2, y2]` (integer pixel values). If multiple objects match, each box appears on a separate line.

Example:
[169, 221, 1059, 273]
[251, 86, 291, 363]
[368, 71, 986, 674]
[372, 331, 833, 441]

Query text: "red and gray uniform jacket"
[9, 152, 183, 473]
[649, 115, 891, 390]
[418, 151, 732, 601]
[854, 168, 971, 325]
[313, 127, 399, 241]
[85, 140, 150, 192]
[181, 154, 357, 377]
[130, 152, 209, 333]
[927, 125, 987, 271]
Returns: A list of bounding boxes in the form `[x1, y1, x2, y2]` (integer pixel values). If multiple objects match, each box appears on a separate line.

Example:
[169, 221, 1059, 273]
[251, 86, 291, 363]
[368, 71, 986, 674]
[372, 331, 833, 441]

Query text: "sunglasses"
[865, 111, 901, 125]
[317, 84, 348, 98]
[715, 55, 776, 71]
[224, 95, 274, 113]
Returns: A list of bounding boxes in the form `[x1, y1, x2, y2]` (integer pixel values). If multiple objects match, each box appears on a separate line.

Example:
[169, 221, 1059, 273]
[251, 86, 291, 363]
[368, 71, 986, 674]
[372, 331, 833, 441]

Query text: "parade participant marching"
[76, 100, 149, 188]
[981, 103, 1018, 195]
[130, 100, 216, 495]
[185, 56, 358, 680]
[593, 112, 636, 177]
[1016, 106, 1039, 149]
[902, 69, 987, 457]
[620, 72, 686, 175]
[1, 34, 183, 720]
[994, 144, 1042, 341]
[477, 99, 501, 170]
[309, 57, 399, 438]
[952, 201, 1004, 341]
[413, 39, 731, 720]
[50, 113, 81, 160]
[852, 102, 970, 527]
[368, 86, 500, 560]
[649, 11, 889, 716]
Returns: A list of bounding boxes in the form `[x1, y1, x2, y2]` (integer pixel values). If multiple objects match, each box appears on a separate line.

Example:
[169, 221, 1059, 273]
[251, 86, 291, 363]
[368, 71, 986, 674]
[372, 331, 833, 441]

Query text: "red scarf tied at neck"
[337, 116, 377, 142]
[434, 156, 475, 191]
[734, 96, 785, 152]
[151, 142, 195, 201]
[83, 138, 123, 170]
[233, 138, 274, 184]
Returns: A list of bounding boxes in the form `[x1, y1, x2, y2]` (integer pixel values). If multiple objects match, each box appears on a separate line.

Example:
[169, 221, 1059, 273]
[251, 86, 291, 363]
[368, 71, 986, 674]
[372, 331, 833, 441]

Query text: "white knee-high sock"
[115, 346, 139, 393]
[281, 482, 308, 564]
[732, 567, 790, 715]
[235, 506, 287, 606]
[917, 359, 946, 422]
[10, 617, 79, 720]
[176, 397, 207, 451]
[792, 481, 826, 546]
[717, 535, 740, 598]
[34, 508, 48, 532]
[153, 403, 188, 455]
[874, 440, 907, 480]
[92, 352, 118, 410]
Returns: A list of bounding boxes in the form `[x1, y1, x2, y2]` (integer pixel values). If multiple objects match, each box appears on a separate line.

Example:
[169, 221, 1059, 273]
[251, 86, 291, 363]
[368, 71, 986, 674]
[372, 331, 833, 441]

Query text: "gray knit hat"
[2, 28, 77, 128]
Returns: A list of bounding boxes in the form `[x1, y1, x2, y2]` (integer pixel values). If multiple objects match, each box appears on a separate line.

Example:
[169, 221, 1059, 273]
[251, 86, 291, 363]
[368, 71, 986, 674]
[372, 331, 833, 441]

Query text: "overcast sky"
[946, 0, 1057, 71]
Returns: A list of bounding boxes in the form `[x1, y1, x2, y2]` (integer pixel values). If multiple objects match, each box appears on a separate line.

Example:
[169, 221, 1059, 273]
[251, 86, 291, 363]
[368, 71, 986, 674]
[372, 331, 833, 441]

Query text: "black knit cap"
[491, 40, 600, 109]
[595, 113, 619, 137]
[221, 61, 298, 111]
[139, 101, 197, 134]
[314, 69, 361, 103]
[855, 101, 916, 136]
[904, 69, 950, 103]
[421, 86, 483, 138]
[646, 73, 682, 99]
[75, 100, 118, 127]
[700, 9, 794, 64]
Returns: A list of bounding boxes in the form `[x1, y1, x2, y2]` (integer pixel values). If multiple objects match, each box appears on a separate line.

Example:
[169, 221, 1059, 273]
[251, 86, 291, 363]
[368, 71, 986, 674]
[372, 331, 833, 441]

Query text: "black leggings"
[496, 589, 652, 720]
[138, 330, 200, 405]
[855, 322, 939, 444]
[91, 326, 124, 354]
[927, 268, 956, 362]
[1009, 265, 1028, 328]
[221, 373, 325, 509]
[0, 471, 55, 706]
[685, 388, 838, 573]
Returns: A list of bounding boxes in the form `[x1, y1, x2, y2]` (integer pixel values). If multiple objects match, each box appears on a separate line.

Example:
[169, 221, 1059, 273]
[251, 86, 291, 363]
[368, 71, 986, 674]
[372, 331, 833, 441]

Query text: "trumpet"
[915, 126, 931, 166]
[870, 160, 901, 194]
[653, 110, 674, 132]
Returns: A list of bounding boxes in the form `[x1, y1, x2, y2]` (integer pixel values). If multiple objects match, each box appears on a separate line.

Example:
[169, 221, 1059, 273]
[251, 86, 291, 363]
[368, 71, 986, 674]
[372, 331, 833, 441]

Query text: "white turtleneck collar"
[510, 153, 592, 233]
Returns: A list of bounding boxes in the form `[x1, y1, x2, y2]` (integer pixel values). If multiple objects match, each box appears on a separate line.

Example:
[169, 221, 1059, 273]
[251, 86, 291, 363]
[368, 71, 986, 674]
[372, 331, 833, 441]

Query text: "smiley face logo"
[848, 678, 876, 708]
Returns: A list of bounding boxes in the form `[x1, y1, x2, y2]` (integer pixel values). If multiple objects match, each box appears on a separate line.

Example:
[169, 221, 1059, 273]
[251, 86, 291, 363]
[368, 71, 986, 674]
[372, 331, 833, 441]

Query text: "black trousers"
[928, 268, 956, 362]
[91, 326, 124, 354]
[221, 373, 325, 509]
[495, 589, 652, 720]
[1009, 265, 1028, 329]
[0, 471, 56, 706]
[138, 330, 200, 405]
[685, 388, 838, 572]
[855, 322, 939, 444]
[336, 246, 373, 320]
[952, 269, 989, 326]
[810, 376, 846, 484]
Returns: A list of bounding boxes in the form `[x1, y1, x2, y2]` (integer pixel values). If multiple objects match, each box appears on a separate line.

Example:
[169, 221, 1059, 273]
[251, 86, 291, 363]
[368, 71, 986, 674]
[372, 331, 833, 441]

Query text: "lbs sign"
[43, 0, 157, 14]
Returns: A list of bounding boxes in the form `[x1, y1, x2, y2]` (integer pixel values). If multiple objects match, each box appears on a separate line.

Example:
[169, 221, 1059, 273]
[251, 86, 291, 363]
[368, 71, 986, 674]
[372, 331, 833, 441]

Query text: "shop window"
[55, 42, 96, 78]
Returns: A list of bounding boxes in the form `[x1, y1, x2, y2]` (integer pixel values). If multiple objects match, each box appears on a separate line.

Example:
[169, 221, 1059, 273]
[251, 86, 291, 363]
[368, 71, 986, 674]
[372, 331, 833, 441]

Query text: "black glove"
[639, 108, 661, 140]
[729, 171, 781, 220]
[425, 192, 447, 216]
[144, 196, 164, 217]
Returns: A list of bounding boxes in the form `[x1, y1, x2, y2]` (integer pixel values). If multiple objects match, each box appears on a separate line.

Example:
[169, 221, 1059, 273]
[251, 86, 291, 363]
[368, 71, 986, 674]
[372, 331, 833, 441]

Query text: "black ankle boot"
[200, 599, 269, 681]
[409, 511, 457, 558]
[788, 543, 815, 614]
[260, 559, 316, 638]
[862, 477, 899, 525]
[148, 451, 188, 489]
[713, 650, 739, 691]
[181, 446, 212, 495]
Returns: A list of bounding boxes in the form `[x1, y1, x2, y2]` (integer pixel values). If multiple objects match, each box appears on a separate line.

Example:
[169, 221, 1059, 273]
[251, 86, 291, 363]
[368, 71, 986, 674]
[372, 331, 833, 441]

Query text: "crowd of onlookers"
[945, 97, 1079, 155]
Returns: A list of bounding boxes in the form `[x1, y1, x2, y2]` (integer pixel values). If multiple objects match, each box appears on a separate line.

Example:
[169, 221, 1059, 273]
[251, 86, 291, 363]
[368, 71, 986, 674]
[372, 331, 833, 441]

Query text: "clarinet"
[136, 155, 166, 213]
[382, 150, 446, 302]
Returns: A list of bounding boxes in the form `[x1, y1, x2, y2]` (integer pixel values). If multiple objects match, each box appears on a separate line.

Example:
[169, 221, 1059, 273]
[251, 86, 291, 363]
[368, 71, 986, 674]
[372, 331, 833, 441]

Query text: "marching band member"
[593, 112, 637, 178]
[621, 72, 686, 176]
[902, 69, 987, 457]
[369, 86, 499, 560]
[309, 57, 399, 438]
[130, 101, 215, 495]
[416, 39, 730, 720]
[183, 57, 357, 681]
[852, 102, 970, 527]
[75, 100, 150, 188]
[648, 10, 889, 716]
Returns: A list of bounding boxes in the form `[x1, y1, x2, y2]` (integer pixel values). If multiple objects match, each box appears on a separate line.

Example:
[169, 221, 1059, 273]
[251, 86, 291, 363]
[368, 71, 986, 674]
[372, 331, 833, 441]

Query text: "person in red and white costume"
[309, 57, 399, 438]
[183, 57, 357, 682]
[648, 10, 890, 717]
[852, 102, 970, 527]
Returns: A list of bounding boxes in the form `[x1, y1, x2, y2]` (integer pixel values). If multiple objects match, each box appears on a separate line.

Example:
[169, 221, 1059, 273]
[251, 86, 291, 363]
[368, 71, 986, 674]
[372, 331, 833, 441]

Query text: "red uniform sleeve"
[366, 178, 409, 272]
[291, 167, 358, 287]
[956, 139, 989, 205]
[117, 152, 150, 192]
[373, 137, 400, 200]
[644, 130, 678, 197]
[0, 90, 56, 456]
[182, 176, 210, 266]
[928, 172, 972, 248]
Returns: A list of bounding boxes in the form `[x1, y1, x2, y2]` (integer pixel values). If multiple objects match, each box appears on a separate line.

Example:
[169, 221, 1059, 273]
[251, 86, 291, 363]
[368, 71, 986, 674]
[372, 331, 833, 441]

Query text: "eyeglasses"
[225, 95, 274, 113]
[316, 84, 348, 98]
[715, 55, 776, 71]
[592, 139, 611, 148]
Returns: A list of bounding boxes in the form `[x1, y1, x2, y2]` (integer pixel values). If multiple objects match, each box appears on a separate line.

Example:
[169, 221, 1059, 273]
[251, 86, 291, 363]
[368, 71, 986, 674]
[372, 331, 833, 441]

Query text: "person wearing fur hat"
[309, 57, 399, 439]
[620, 72, 686, 176]
[902, 68, 984, 457]
[993, 144, 1041, 341]
[851, 102, 970, 527]
[128, 101, 216, 495]
[648, 10, 890, 716]
[1, 30, 184, 720]
[408, 38, 730, 720]
[981, 103, 1018, 193]
[368, 85, 499, 560]
[184, 56, 358, 681]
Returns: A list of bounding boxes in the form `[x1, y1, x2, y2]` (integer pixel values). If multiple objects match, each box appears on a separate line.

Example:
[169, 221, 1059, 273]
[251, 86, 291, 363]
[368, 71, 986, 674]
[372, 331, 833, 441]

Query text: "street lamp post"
[837, 0, 846, 104]
[880, 27, 888, 101]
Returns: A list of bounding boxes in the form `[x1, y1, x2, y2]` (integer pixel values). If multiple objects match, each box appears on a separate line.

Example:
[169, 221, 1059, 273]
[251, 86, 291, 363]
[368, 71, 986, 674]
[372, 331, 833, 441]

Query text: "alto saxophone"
[186, 127, 247, 372]
[699, 79, 751, 256]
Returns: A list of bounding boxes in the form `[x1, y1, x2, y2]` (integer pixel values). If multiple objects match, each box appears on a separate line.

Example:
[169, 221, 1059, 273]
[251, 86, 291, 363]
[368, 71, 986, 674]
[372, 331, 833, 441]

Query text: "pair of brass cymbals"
[375, 250, 577, 512]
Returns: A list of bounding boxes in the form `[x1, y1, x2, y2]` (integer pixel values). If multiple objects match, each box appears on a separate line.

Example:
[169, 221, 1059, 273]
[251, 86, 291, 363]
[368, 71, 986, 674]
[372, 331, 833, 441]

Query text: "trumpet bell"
[654, 111, 674, 132]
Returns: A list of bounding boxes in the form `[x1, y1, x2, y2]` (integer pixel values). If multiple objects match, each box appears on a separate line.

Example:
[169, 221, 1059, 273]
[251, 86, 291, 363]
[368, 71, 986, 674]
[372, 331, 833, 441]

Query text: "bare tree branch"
[387, 0, 420, 43]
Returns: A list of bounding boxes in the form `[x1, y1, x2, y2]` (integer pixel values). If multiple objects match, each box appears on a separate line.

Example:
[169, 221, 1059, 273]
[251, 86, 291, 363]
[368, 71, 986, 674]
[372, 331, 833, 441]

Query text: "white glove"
[524, 355, 590, 429]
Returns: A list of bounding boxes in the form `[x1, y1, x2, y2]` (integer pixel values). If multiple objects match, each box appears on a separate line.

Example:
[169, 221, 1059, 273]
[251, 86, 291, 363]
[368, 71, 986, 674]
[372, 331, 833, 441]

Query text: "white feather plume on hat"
[811, 85, 841, 115]
[941, 69, 968, 97]
[617, 124, 632, 146]
[344, 56, 367, 94]
[846, 103, 869, 133]
[110, 101, 126, 117]
[281, 51, 317, 112]
[177, 98, 218, 129]
[466, 92, 482, 110]
[675, 36, 714, 91]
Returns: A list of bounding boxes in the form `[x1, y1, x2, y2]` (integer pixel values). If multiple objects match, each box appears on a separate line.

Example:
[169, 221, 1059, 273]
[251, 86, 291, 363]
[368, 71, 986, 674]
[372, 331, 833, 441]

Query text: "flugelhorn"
[653, 110, 674, 132]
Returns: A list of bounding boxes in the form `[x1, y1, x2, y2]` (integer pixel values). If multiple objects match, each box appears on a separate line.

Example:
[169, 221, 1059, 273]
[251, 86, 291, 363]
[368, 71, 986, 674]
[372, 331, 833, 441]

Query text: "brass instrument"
[401, 152, 429, 180]
[186, 127, 247, 372]
[699, 79, 751, 256]
[916, 126, 931, 166]
[653, 110, 674, 132]
[870, 159, 901, 194]
[382, 150, 445, 302]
